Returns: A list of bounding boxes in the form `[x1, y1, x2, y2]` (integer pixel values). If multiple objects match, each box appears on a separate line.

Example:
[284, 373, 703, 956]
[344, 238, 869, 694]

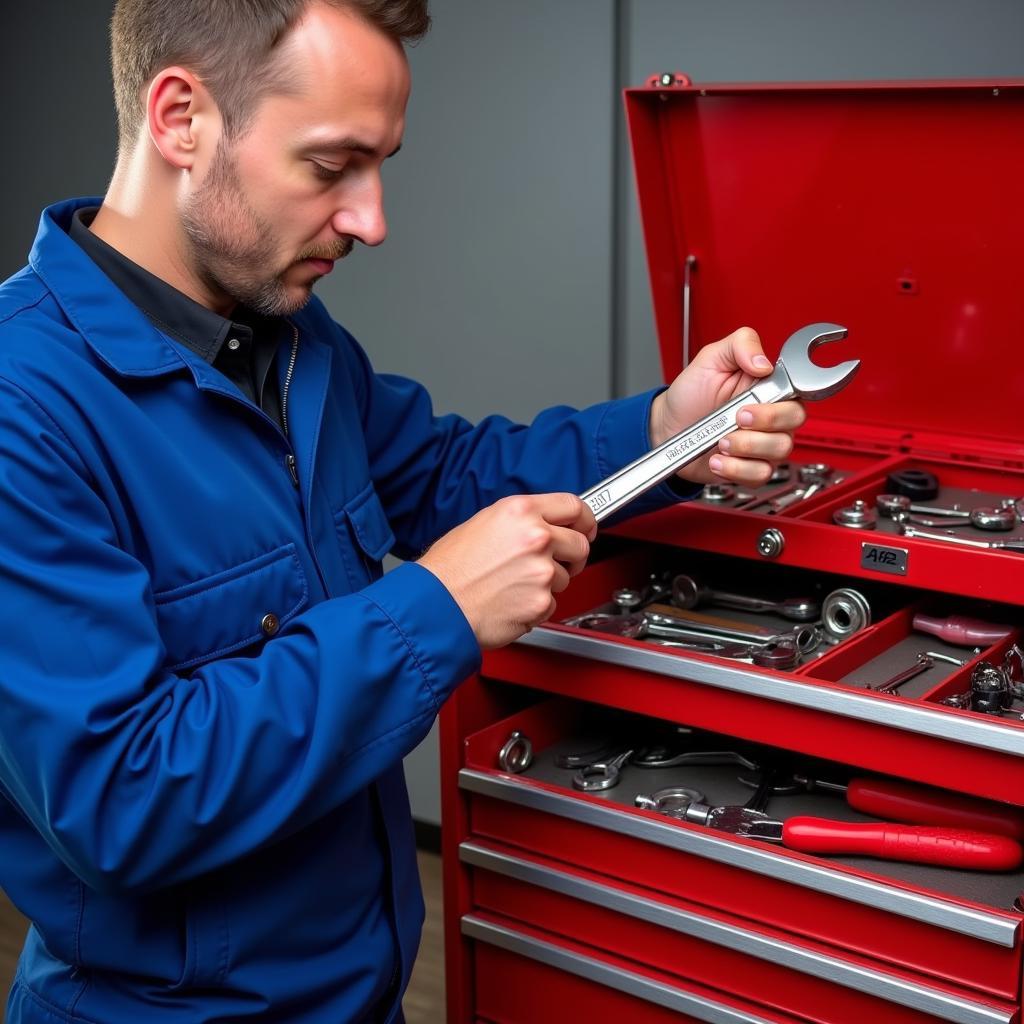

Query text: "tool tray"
[442, 75, 1024, 1023]
[620, 449, 1024, 604]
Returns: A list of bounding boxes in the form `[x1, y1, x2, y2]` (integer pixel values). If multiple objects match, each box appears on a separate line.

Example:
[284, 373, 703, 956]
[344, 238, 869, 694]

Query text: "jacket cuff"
[361, 562, 482, 708]
[594, 387, 701, 519]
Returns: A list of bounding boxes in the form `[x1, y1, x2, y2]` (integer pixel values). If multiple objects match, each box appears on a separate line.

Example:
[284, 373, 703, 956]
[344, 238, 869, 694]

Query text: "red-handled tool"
[846, 777, 1024, 841]
[793, 774, 1024, 841]
[739, 817, 1023, 871]
[638, 777, 1024, 870]
[912, 612, 1012, 647]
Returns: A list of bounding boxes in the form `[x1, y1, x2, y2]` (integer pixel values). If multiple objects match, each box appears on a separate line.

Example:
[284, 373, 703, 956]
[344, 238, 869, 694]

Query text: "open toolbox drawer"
[483, 543, 1024, 805]
[459, 696, 1023, 1021]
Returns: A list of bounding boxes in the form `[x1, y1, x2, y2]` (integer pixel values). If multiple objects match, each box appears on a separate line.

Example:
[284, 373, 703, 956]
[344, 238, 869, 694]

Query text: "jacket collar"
[30, 198, 192, 379]
[30, 197, 333, 396]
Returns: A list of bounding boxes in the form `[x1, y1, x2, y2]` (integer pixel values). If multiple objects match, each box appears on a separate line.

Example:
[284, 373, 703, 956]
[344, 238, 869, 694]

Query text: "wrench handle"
[580, 390, 767, 522]
[782, 817, 1023, 870]
[847, 777, 1024, 841]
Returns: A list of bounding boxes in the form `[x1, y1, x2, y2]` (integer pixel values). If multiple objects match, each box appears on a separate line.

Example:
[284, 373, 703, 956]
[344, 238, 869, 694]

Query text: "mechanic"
[0, 1, 804, 1021]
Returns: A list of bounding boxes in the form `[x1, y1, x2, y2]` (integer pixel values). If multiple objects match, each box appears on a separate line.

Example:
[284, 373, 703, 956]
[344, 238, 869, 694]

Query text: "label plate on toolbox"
[861, 542, 909, 575]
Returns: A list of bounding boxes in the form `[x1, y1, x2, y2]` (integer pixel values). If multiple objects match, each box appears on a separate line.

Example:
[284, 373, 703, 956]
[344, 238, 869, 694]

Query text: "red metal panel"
[442, 676, 538, 1023]
[624, 81, 1024, 447]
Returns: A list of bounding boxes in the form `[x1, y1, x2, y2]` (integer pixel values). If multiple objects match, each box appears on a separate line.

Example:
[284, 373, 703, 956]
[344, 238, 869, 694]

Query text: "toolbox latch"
[648, 71, 692, 89]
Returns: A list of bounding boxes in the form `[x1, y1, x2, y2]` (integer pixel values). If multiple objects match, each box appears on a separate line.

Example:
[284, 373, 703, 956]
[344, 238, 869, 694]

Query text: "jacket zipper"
[282, 323, 300, 487]
[278, 323, 332, 599]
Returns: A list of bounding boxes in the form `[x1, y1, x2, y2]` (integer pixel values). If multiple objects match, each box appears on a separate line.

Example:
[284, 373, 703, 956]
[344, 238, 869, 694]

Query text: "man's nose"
[333, 181, 388, 247]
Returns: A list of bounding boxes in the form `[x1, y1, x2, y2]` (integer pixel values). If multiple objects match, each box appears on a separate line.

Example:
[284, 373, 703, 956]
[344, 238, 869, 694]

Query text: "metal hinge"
[647, 70, 692, 89]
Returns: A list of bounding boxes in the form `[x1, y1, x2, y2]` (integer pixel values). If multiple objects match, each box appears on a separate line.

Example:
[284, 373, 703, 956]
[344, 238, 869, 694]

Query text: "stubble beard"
[181, 141, 312, 317]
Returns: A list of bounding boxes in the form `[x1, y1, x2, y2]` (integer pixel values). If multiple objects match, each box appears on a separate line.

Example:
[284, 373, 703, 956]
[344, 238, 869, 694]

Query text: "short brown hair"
[111, 0, 429, 148]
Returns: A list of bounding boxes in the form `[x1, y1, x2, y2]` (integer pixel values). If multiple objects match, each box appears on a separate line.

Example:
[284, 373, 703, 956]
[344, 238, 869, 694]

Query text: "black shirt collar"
[69, 207, 253, 366]
[68, 207, 286, 427]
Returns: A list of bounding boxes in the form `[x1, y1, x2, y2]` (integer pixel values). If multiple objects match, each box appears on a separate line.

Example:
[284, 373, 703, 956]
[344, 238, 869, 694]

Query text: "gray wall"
[1, 5, 118, 271]
[619, 0, 1024, 395]
[4, 1, 1023, 827]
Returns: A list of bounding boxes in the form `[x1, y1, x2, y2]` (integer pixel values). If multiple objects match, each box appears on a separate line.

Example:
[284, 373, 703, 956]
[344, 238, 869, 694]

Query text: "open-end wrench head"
[776, 322, 858, 401]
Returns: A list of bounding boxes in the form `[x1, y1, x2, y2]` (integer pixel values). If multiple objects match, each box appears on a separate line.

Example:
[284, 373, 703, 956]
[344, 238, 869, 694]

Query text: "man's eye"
[311, 161, 345, 181]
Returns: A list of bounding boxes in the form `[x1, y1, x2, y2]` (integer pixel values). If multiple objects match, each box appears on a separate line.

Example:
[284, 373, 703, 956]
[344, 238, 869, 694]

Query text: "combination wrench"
[901, 525, 1024, 553]
[579, 323, 859, 522]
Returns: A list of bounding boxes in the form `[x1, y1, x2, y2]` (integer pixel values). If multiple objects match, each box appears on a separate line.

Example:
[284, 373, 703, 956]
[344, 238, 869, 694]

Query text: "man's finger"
[535, 492, 597, 537]
[700, 325, 773, 377]
[736, 399, 807, 433]
[550, 523, 591, 570]
[718, 429, 795, 463]
[704, 454, 777, 487]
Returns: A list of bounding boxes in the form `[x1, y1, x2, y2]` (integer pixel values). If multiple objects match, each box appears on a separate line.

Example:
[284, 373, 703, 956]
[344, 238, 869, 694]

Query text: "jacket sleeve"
[336, 324, 695, 556]
[0, 376, 480, 893]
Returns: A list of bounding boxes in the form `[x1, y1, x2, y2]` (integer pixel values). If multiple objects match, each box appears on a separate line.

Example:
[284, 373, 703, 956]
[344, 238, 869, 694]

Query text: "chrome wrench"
[579, 323, 858, 522]
[901, 525, 1024, 553]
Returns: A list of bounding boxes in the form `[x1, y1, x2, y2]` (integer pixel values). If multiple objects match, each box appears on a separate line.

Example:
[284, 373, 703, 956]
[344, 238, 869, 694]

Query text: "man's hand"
[650, 326, 807, 486]
[418, 493, 596, 649]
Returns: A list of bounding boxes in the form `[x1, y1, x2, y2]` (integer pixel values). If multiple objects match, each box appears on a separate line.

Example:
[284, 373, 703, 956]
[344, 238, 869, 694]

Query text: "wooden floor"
[0, 890, 26, 1022]
[403, 850, 446, 1023]
[0, 850, 445, 1022]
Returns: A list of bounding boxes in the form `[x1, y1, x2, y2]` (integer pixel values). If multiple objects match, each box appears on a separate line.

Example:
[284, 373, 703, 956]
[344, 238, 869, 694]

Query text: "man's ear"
[146, 67, 219, 171]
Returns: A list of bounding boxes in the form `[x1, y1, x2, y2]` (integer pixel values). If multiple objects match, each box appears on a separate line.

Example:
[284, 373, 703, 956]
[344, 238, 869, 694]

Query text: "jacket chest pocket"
[154, 543, 310, 673]
[333, 484, 396, 590]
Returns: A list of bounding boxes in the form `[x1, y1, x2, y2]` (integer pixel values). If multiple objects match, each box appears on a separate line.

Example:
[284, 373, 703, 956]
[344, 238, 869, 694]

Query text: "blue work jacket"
[0, 198, 681, 1023]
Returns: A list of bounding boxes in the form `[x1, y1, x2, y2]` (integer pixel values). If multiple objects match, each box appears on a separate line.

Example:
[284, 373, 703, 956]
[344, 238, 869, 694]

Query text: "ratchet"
[579, 323, 857, 522]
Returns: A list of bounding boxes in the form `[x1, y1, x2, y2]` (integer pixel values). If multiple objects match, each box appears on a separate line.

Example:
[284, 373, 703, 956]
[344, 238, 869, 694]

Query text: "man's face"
[181, 2, 410, 316]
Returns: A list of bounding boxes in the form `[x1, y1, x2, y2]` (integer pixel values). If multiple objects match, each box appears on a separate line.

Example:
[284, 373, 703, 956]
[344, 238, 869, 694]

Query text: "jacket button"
[261, 613, 280, 637]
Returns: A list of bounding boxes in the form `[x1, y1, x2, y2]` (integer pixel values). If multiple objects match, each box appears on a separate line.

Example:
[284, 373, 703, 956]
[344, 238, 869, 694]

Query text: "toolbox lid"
[625, 77, 1024, 455]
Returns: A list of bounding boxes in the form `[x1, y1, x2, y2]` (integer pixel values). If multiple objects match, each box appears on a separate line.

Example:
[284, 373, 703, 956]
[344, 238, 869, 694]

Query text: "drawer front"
[484, 632, 1024, 806]
[463, 841, 1016, 1024]
[465, 914, 802, 1024]
[460, 701, 1023, 1000]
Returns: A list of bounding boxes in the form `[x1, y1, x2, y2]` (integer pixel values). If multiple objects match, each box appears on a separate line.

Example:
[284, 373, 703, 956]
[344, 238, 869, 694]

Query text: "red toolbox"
[441, 75, 1024, 1023]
